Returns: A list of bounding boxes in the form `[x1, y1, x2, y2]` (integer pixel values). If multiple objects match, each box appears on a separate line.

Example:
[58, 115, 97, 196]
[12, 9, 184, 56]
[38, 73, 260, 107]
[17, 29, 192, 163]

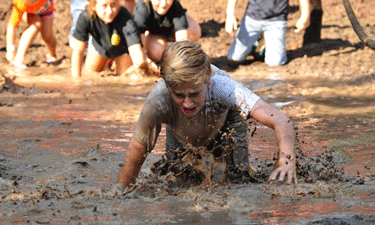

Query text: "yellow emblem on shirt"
[111, 33, 120, 46]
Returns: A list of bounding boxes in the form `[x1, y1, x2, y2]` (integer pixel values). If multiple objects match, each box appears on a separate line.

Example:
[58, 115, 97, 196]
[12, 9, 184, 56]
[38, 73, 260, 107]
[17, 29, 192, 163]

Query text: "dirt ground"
[0, 0, 375, 224]
[0, 0, 374, 77]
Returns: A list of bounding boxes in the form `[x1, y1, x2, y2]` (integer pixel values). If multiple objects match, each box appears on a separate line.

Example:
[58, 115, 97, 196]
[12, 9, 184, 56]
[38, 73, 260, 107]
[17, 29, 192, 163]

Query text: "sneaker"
[11, 61, 27, 69]
[46, 56, 57, 63]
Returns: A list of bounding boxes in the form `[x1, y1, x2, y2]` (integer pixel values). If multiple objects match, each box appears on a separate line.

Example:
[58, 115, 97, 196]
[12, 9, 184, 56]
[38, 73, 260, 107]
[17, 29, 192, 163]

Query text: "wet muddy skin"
[1, 63, 375, 224]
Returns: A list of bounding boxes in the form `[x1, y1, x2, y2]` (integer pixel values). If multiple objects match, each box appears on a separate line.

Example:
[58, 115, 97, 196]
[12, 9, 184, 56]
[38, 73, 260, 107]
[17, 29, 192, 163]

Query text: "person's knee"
[265, 56, 287, 66]
[146, 41, 167, 62]
[188, 25, 202, 42]
[30, 21, 42, 32]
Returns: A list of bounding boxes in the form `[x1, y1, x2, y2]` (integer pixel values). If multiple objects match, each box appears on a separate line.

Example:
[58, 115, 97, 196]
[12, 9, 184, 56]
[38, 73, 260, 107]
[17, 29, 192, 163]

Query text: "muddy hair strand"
[160, 41, 212, 87]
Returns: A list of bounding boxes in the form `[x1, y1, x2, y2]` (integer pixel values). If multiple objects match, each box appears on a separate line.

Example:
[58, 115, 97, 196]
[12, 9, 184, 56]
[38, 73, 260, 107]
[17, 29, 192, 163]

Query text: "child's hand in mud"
[268, 154, 298, 185]
[122, 61, 160, 77]
[111, 183, 127, 197]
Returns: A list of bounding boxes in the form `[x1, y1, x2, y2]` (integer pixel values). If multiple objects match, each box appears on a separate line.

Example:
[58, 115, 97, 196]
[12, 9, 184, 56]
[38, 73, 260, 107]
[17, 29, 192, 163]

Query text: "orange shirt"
[8, 0, 54, 27]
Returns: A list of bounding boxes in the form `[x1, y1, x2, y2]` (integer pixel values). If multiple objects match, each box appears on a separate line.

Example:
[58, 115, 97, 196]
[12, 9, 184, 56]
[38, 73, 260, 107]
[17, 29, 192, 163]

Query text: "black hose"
[343, 0, 375, 49]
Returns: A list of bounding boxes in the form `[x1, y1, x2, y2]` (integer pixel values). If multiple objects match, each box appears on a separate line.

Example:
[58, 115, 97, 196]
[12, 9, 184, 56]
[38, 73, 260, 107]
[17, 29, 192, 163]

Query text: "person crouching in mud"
[113, 40, 297, 194]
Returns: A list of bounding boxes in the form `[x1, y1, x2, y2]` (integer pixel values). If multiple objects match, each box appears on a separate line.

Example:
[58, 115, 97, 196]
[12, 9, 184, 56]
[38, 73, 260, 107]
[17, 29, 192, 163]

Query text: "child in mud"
[71, 0, 148, 77]
[113, 41, 297, 194]
[6, 0, 57, 69]
[132, 0, 201, 62]
[69, 0, 136, 49]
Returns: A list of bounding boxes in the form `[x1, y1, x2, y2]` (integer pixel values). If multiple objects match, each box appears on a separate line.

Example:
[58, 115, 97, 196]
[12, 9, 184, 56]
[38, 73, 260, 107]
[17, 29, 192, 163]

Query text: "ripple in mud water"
[0, 68, 375, 224]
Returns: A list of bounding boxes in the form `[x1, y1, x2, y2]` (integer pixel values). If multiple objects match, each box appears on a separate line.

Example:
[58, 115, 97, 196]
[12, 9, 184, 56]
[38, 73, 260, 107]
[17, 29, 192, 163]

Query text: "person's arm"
[71, 39, 86, 77]
[249, 99, 297, 185]
[6, 23, 16, 62]
[116, 139, 148, 186]
[175, 29, 189, 41]
[225, 0, 238, 33]
[128, 43, 147, 67]
[295, 0, 312, 33]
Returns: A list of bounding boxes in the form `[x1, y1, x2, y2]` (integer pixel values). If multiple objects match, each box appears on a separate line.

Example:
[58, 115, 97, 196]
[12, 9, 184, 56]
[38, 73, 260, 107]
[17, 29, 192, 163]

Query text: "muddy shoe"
[11, 61, 27, 69]
[45, 56, 58, 66]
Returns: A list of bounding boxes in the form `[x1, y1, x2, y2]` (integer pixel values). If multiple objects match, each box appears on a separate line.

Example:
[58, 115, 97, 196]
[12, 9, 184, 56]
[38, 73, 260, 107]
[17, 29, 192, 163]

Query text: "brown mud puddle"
[1, 63, 375, 224]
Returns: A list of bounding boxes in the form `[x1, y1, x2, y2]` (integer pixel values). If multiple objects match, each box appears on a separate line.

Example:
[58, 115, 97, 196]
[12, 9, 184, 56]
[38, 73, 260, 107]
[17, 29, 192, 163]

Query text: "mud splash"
[1, 65, 375, 224]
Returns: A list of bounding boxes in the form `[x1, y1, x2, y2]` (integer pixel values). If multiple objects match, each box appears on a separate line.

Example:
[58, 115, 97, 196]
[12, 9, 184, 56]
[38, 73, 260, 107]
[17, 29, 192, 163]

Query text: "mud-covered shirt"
[133, 65, 261, 152]
[133, 0, 188, 35]
[246, 0, 289, 21]
[73, 7, 141, 58]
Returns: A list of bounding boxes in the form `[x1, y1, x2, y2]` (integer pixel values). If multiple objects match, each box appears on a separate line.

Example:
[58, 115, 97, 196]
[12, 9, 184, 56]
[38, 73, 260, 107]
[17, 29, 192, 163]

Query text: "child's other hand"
[268, 156, 298, 185]
[294, 17, 310, 33]
[225, 14, 237, 33]
[123, 61, 160, 77]
[111, 183, 127, 197]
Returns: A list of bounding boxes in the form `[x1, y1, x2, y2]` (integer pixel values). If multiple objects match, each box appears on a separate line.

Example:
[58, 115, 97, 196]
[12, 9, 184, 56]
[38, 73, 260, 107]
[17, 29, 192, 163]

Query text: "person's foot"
[11, 61, 27, 69]
[46, 56, 57, 64]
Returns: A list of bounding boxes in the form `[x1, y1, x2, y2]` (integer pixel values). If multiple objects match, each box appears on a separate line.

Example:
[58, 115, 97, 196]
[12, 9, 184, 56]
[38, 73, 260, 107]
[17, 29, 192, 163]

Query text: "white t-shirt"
[133, 65, 261, 152]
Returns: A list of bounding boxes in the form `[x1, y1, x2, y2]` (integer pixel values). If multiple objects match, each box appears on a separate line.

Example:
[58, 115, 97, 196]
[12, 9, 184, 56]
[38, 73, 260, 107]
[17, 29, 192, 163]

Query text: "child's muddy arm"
[128, 43, 147, 67]
[116, 139, 148, 187]
[249, 99, 297, 185]
[71, 39, 86, 77]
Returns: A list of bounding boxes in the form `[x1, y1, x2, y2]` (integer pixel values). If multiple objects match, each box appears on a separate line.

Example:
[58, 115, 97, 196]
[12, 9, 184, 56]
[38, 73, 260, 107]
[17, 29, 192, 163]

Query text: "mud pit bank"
[1, 68, 375, 224]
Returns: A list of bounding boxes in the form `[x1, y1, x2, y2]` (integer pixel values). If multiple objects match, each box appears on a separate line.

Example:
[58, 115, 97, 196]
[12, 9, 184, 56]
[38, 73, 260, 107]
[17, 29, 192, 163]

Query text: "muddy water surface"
[1, 63, 375, 224]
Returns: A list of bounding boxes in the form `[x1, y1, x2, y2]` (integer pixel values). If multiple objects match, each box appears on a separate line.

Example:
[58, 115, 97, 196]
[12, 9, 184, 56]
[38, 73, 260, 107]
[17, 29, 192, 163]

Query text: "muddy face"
[169, 82, 208, 117]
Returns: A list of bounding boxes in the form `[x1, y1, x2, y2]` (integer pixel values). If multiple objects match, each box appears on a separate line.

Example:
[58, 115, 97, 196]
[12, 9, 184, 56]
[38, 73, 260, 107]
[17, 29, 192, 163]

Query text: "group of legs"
[6, 7, 57, 69]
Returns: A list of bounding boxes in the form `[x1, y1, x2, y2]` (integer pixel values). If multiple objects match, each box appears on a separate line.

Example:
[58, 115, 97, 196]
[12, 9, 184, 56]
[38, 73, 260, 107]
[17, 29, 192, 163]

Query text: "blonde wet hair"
[160, 41, 212, 87]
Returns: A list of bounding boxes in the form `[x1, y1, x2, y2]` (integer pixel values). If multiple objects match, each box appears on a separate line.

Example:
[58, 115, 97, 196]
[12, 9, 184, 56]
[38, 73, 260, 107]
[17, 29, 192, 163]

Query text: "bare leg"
[13, 14, 40, 66]
[115, 54, 133, 75]
[40, 16, 57, 59]
[84, 47, 110, 72]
